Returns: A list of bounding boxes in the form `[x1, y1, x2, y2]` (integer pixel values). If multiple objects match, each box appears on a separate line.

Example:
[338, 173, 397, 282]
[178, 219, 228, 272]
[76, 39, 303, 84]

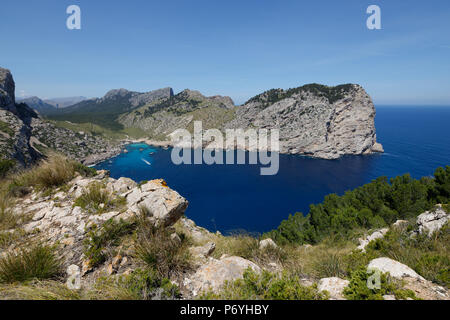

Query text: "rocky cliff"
[0, 68, 121, 167]
[0, 68, 42, 167]
[118, 84, 383, 159]
[227, 83, 384, 159]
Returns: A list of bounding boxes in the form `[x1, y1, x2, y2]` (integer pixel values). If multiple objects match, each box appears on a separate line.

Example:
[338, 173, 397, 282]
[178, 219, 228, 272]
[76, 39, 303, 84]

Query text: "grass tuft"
[134, 213, 191, 279]
[0, 243, 62, 284]
[74, 182, 126, 215]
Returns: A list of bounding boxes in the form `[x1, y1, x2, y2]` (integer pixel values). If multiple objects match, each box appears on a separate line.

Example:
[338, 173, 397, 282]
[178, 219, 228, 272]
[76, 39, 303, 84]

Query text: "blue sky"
[1, 0, 450, 105]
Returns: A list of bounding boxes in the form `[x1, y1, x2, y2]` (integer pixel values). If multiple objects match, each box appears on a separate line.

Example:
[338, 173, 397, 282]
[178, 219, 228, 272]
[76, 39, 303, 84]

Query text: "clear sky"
[1, 0, 450, 105]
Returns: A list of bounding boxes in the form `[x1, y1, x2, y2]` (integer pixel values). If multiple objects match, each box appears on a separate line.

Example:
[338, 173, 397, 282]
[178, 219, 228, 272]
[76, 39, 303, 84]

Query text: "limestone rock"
[318, 277, 349, 300]
[183, 256, 261, 297]
[368, 257, 424, 280]
[190, 242, 216, 259]
[357, 228, 389, 252]
[393, 220, 409, 229]
[259, 238, 277, 250]
[416, 205, 449, 236]
[402, 276, 449, 300]
[126, 179, 188, 226]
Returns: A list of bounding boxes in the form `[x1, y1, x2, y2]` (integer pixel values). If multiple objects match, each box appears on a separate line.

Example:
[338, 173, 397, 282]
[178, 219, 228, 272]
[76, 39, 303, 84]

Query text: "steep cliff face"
[227, 83, 383, 159]
[0, 68, 42, 166]
[0, 68, 121, 167]
[119, 83, 383, 159]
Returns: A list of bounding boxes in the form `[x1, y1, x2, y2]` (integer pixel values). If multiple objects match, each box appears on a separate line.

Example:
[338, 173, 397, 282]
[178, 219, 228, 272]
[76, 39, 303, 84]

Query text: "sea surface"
[95, 106, 450, 234]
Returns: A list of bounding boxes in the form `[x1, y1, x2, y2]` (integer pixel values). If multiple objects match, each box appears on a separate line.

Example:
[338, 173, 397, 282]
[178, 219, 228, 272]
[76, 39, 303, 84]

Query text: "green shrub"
[201, 269, 328, 300]
[74, 182, 126, 214]
[343, 267, 416, 300]
[73, 163, 97, 177]
[0, 159, 15, 178]
[83, 219, 135, 268]
[267, 166, 450, 245]
[0, 243, 62, 283]
[134, 215, 191, 279]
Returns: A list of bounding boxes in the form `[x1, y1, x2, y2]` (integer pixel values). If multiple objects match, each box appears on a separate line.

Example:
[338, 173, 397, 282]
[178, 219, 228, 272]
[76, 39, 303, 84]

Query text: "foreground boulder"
[318, 277, 349, 300]
[416, 205, 449, 236]
[368, 257, 424, 280]
[183, 256, 261, 297]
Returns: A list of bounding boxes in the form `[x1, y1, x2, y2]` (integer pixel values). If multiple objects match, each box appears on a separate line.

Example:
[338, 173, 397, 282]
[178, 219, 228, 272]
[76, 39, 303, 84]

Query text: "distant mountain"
[47, 88, 173, 130]
[44, 96, 87, 109]
[19, 96, 58, 115]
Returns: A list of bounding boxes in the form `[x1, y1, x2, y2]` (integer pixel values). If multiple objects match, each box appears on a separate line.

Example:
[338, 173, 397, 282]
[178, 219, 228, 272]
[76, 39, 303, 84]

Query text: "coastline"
[82, 137, 384, 166]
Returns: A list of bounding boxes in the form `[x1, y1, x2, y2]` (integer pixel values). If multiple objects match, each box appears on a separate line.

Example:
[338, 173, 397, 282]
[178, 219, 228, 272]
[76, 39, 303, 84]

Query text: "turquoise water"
[95, 106, 450, 234]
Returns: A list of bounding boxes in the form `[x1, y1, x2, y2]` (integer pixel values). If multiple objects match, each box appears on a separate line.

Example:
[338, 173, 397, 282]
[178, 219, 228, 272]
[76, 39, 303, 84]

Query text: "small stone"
[259, 238, 277, 250]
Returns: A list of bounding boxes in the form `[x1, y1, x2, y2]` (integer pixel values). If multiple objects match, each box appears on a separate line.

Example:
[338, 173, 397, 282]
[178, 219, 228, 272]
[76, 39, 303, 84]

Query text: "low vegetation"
[88, 269, 180, 300]
[343, 268, 416, 300]
[134, 212, 191, 279]
[6, 154, 97, 197]
[0, 243, 62, 284]
[83, 219, 135, 268]
[201, 269, 328, 300]
[0, 159, 15, 178]
[245, 83, 354, 108]
[74, 182, 126, 214]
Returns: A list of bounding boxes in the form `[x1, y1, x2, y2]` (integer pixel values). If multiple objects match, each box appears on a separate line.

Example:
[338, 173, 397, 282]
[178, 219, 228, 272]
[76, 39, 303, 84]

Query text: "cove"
[95, 106, 450, 234]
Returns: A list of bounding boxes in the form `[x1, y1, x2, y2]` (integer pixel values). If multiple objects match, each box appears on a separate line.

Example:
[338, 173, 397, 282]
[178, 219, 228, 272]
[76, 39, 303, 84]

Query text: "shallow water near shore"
[95, 106, 450, 234]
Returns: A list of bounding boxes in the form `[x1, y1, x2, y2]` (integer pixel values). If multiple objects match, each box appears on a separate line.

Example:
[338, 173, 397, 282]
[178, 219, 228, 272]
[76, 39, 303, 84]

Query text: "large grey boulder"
[416, 205, 449, 236]
[318, 277, 349, 300]
[125, 179, 188, 227]
[183, 256, 261, 297]
[368, 257, 424, 280]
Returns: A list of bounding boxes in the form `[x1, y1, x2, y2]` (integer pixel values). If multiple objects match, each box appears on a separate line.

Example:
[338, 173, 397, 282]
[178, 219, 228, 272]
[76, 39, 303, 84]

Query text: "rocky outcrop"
[183, 256, 261, 297]
[416, 205, 449, 236]
[226, 84, 383, 159]
[30, 117, 122, 165]
[318, 277, 349, 300]
[0, 68, 42, 167]
[368, 257, 448, 300]
[7, 172, 188, 274]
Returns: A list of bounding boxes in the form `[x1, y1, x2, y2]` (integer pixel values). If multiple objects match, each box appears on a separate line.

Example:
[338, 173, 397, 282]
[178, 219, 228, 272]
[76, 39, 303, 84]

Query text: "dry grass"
[74, 182, 126, 215]
[10, 154, 76, 192]
[0, 243, 63, 284]
[0, 280, 81, 300]
[0, 190, 18, 231]
[134, 213, 192, 279]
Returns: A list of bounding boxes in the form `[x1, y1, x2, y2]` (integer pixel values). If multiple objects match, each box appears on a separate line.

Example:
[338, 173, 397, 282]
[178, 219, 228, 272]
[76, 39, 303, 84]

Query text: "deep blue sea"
[95, 106, 450, 234]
